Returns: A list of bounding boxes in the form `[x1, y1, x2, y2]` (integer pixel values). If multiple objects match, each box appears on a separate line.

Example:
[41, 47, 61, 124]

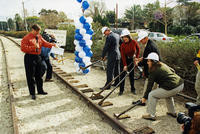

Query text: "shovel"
[98, 65, 135, 107]
[90, 62, 133, 100]
[113, 100, 142, 119]
[80, 60, 102, 71]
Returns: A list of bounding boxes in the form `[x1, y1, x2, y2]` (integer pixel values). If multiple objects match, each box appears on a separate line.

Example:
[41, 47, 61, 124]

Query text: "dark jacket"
[143, 63, 184, 99]
[102, 32, 121, 61]
[139, 39, 161, 77]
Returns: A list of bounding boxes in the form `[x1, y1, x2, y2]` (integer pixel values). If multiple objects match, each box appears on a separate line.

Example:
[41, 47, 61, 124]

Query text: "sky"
[0, 0, 199, 21]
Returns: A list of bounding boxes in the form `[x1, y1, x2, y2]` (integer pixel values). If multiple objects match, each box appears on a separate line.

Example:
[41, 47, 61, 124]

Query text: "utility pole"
[6, 17, 10, 31]
[115, 3, 118, 29]
[22, 0, 28, 31]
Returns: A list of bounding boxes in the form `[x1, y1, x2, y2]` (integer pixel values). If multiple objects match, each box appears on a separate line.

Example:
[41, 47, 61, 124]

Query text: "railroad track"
[0, 36, 135, 134]
[1, 35, 197, 134]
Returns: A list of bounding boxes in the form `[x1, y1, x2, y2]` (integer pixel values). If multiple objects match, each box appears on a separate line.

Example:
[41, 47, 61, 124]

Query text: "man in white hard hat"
[140, 52, 184, 121]
[135, 31, 161, 101]
[100, 27, 121, 90]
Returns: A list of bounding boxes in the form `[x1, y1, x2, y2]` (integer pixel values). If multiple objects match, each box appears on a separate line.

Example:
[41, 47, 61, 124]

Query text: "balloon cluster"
[74, 0, 94, 74]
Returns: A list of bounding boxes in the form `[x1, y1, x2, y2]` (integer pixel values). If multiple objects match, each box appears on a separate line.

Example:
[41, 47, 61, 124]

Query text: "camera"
[177, 102, 200, 134]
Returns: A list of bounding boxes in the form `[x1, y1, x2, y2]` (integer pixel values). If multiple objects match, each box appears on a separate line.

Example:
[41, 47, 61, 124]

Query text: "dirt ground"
[0, 38, 13, 134]
[54, 54, 187, 134]
[5, 36, 188, 134]
[0, 36, 119, 134]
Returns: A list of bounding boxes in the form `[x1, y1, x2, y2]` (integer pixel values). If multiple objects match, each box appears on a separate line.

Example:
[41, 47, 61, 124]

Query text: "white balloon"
[86, 40, 93, 46]
[75, 21, 83, 29]
[78, 51, 86, 58]
[83, 34, 91, 41]
[86, 17, 93, 24]
[75, 45, 83, 52]
[74, 62, 79, 68]
[80, 29, 86, 35]
[74, 40, 79, 46]
[83, 57, 90, 63]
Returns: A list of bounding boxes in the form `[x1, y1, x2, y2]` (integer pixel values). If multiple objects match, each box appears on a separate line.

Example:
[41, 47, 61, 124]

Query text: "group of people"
[21, 24, 57, 100]
[20, 24, 200, 125]
[100, 27, 199, 122]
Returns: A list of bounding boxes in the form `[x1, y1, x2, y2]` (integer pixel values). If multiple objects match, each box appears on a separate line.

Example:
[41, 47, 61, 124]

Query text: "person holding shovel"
[119, 29, 140, 95]
[194, 50, 200, 105]
[100, 27, 121, 90]
[141, 52, 184, 121]
[136, 31, 161, 103]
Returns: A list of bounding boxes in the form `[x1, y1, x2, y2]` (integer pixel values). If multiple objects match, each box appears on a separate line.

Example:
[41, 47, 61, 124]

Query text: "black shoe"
[118, 91, 123, 96]
[38, 92, 48, 95]
[100, 86, 110, 90]
[31, 95, 36, 100]
[132, 100, 146, 106]
[131, 90, 136, 95]
[45, 79, 54, 82]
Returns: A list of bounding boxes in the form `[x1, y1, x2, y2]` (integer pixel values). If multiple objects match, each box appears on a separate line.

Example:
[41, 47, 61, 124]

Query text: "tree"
[85, 0, 106, 17]
[57, 11, 68, 22]
[105, 11, 115, 24]
[7, 18, 15, 31]
[143, 0, 161, 31]
[177, 0, 192, 5]
[124, 5, 144, 29]
[93, 14, 109, 26]
[186, 2, 200, 27]
[26, 16, 45, 30]
[14, 14, 24, 31]
[39, 9, 60, 29]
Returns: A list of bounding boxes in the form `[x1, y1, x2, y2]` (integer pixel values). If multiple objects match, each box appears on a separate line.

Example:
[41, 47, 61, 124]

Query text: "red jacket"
[21, 33, 55, 55]
[120, 39, 140, 66]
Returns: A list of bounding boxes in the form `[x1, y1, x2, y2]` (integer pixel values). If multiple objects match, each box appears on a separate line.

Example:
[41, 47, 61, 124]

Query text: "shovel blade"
[89, 93, 104, 100]
[113, 113, 131, 120]
[100, 101, 113, 107]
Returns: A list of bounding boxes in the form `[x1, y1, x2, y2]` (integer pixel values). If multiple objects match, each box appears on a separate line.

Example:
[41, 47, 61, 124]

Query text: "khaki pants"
[143, 78, 158, 96]
[147, 84, 184, 116]
[195, 71, 200, 105]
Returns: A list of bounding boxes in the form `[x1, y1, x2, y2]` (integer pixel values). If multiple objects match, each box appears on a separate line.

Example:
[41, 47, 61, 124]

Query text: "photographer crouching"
[177, 102, 200, 134]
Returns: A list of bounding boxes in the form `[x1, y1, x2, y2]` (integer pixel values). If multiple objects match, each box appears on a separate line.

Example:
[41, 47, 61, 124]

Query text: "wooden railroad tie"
[74, 84, 88, 88]
[81, 88, 94, 93]
[133, 126, 155, 134]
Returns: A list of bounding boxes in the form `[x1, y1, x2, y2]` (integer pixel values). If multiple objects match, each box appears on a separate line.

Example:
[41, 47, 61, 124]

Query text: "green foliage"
[58, 24, 75, 52]
[157, 39, 200, 81]
[26, 16, 45, 31]
[169, 25, 197, 35]
[7, 18, 15, 31]
[196, 25, 200, 33]
[105, 11, 115, 24]
[0, 31, 28, 38]
[93, 14, 109, 26]
[91, 22, 105, 59]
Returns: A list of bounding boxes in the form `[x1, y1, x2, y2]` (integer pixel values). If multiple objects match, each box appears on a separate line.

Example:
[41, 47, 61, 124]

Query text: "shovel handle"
[116, 100, 142, 118]
[81, 60, 102, 71]
[98, 65, 136, 106]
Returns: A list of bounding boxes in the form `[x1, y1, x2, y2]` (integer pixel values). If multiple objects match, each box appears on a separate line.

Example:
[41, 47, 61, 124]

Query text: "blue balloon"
[83, 22, 90, 30]
[79, 63, 86, 68]
[75, 56, 83, 63]
[74, 51, 79, 56]
[86, 51, 93, 57]
[86, 29, 94, 35]
[90, 36, 92, 40]
[79, 40, 86, 47]
[77, 0, 82, 3]
[82, 0, 89, 10]
[83, 69, 89, 74]
[75, 29, 80, 34]
[75, 34, 83, 41]
[83, 46, 90, 53]
[79, 16, 86, 24]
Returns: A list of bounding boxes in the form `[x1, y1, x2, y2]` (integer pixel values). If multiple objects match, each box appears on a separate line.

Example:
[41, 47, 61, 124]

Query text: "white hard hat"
[102, 27, 109, 35]
[145, 52, 159, 61]
[121, 29, 130, 37]
[137, 31, 148, 42]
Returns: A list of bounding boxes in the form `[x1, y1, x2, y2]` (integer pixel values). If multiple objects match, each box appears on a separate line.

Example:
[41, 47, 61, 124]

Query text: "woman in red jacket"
[119, 29, 140, 95]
